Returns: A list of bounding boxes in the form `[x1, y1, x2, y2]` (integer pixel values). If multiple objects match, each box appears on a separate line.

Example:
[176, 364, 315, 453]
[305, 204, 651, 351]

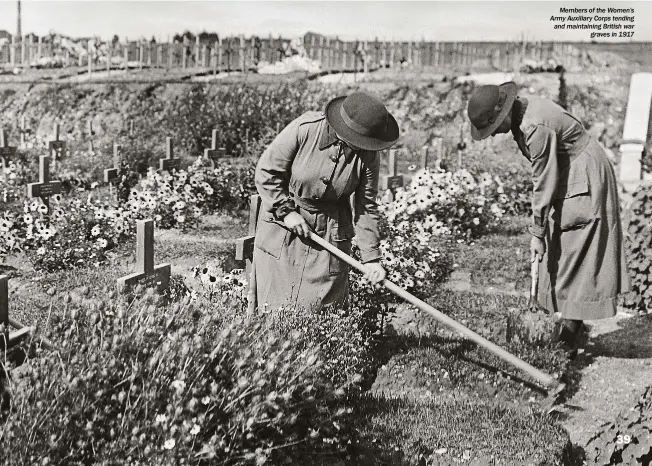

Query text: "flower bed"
[0, 286, 360, 466]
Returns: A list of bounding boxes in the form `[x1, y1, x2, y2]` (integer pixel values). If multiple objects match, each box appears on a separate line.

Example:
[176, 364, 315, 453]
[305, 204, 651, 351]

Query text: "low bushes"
[624, 182, 652, 313]
[0, 287, 360, 465]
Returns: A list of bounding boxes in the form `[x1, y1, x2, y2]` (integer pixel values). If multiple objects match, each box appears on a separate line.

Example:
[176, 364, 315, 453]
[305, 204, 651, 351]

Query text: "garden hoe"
[307, 231, 566, 411]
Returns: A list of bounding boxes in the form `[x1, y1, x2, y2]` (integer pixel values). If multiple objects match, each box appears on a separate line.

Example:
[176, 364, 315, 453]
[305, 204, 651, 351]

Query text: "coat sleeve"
[353, 153, 382, 263]
[526, 124, 559, 238]
[254, 117, 302, 218]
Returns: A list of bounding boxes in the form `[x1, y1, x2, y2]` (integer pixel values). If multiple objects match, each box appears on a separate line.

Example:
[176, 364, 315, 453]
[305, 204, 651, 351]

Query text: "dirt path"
[559, 311, 652, 448]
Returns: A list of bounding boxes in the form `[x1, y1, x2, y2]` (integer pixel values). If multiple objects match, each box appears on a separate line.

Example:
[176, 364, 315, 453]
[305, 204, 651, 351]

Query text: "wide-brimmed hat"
[467, 81, 518, 141]
[325, 92, 399, 151]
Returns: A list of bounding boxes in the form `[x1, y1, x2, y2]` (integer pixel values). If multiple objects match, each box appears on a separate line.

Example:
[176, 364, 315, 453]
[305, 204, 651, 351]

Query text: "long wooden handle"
[530, 258, 539, 300]
[308, 231, 558, 389]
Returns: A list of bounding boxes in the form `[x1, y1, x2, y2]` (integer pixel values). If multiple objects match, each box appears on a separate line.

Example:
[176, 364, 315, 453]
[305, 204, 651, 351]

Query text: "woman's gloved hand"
[364, 261, 386, 285]
[283, 211, 312, 238]
[531, 236, 546, 262]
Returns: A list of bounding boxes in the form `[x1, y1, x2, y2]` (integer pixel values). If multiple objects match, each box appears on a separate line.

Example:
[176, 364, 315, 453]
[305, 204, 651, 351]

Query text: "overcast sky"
[0, 0, 649, 42]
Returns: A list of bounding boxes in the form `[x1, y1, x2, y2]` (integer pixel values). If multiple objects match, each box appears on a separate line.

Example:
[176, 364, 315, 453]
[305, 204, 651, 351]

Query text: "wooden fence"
[0, 35, 587, 73]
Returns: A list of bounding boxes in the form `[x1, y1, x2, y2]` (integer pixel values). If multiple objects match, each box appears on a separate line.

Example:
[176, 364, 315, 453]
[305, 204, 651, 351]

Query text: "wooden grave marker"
[104, 143, 121, 199]
[19, 116, 29, 147]
[1, 275, 35, 349]
[203, 129, 227, 168]
[0, 128, 17, 173]
[87, 120, 95, 155]
[0, 275, 58, 351]
[423, 137, 444, 171]
[27, 155, 62, 219]
[117, 219, 171, 295]
[380, 149, 404, 201]
[420, 145, 429, 171]
[235, 194, 261, 276]
[48, 123, 66, 171]
[159, 137, 180, 172]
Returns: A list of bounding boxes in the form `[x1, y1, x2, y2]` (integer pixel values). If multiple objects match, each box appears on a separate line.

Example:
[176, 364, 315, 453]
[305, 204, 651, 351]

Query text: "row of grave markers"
[1, 143, 440, 353]
[1, 121, 228, 172]
[1, 124, 234, 215]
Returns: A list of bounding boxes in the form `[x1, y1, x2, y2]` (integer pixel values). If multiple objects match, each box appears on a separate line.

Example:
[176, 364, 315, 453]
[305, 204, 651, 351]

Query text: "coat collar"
[319, 120, 340, 150]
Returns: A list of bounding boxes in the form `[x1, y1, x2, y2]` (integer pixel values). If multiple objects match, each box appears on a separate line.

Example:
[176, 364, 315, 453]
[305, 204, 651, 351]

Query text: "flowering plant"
[380, 168, 506, 242]
[0, 195, 137, 271]
[1, 288, 355, 465]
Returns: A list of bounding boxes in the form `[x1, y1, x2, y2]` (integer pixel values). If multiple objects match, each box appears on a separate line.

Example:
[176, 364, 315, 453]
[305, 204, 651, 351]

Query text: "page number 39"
[617, 435, 631, 444]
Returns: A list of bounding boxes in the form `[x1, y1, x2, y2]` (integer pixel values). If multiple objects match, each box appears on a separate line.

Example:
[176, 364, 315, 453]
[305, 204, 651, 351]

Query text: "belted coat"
[248, 111, 382, 313]
[514, 96, 630, 320]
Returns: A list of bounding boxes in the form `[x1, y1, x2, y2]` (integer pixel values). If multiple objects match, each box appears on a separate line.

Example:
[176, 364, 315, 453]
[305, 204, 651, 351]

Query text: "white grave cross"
[117, 219, 171, 295]
[159, 137, 180, 172]
[203, 129, 226, 168]
[48, 123, 66, 171]
[0, 129, 17, 173]
[27, 155, 62, 217]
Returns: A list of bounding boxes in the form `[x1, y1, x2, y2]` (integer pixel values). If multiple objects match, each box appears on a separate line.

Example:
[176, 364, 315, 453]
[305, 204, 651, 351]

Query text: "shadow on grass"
[373, 328, 573, 402]
[345, 392, 576, 466]
[587, 314, 652, 359]
[554, 314, 652, 410]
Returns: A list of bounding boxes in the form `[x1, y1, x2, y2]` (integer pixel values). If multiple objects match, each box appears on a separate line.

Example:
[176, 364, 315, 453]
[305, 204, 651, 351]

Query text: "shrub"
[0, 288, 355, 465]
[191, 263, 385, 390]
[585, 385, 652, 465]
[1, 196, 134, 271]
[379, 168, 508, 242]
[624, 182, 652, 312]
[350, 213, 453, 304]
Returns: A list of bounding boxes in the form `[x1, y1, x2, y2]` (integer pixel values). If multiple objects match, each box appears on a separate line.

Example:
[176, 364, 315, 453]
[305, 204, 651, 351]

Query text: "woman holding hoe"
[466, 82, 630, 356]
[248, 92, 399, 313]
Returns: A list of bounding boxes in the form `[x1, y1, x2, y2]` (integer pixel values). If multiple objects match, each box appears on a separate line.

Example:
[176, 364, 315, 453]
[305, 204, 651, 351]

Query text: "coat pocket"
[329, 222, 354, 275]
[551, 180, 594, 231]
[254, 218, 288, 260]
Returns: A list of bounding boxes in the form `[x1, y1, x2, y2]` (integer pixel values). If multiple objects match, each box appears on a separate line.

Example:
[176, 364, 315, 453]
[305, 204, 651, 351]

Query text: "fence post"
[123, 39, 129, 70]
[37, 36, 42, 64]
[239, 35, 245, 72]
[217, 36, 223, 71]
[10, 36, 15, 67]
[195, 34, 200, 67]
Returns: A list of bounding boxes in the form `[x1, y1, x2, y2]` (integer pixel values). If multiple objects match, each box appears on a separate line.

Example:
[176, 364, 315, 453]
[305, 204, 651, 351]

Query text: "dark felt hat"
[325, 92, 399, 151]
[467, 81, 518, 141]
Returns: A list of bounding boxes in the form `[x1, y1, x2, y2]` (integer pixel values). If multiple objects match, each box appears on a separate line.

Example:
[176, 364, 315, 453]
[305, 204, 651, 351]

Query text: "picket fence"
[0, 35, 588, 73]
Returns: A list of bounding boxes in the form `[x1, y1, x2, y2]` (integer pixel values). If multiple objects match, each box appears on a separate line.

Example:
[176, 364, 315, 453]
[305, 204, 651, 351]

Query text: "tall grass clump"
[1, 287, 359, 465]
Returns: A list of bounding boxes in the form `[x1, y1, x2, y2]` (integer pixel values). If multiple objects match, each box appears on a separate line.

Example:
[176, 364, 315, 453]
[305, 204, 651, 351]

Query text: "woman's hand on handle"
[531, 236, 546, 262]
[283, 211, 312, 238]
[364, 261, 386, 285]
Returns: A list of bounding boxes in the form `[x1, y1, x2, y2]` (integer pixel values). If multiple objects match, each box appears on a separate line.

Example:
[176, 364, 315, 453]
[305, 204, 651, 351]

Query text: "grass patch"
[451, 216, 531, 290]
[375, 289, 570, 402]
[352, 393, 572, 466]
